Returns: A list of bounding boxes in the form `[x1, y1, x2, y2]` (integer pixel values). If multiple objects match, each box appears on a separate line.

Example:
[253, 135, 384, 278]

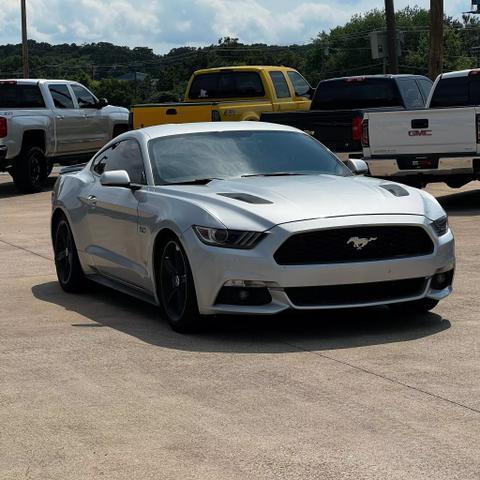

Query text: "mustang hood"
[155, 175, 443, 231]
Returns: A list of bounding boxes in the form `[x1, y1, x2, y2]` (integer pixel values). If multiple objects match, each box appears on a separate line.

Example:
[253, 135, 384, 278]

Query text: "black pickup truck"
[261, 74, 433, 154]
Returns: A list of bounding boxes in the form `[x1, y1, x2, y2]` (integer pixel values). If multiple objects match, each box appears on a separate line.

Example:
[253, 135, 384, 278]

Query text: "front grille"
[286, 277, 427, 307]
[274, 226, 434, 265]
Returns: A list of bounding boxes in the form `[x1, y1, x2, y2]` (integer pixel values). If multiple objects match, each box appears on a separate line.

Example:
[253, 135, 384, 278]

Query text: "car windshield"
[148, 130, 351, 184]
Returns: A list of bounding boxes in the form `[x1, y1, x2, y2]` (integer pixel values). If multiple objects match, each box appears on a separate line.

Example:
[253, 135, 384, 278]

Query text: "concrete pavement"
[1, 175, 479, 479]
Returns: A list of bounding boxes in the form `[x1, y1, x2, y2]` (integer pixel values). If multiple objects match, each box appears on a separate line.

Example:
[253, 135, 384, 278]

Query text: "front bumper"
[184, 215, 455, 315]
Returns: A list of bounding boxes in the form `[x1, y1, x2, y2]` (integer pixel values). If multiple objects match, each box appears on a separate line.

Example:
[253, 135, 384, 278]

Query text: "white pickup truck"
[0, 79, 129, 192]
[362, 69, 480, 188]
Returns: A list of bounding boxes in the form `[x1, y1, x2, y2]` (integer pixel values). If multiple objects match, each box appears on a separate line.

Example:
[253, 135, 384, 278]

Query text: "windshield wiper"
[241, 172, 309, 178]
[165, 177, 223, 185]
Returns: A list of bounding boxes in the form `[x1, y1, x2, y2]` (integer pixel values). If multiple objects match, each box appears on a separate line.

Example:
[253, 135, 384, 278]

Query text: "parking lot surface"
[1, 175, 479, 479]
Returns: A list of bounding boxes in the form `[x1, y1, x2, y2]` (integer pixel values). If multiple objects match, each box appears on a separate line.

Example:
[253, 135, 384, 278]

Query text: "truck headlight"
[194, 226, 266, 249]
[430, 216, 449, 236]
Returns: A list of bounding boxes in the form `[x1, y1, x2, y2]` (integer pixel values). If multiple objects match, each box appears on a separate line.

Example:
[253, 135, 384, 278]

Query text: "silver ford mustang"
[51, 122, 455, 332]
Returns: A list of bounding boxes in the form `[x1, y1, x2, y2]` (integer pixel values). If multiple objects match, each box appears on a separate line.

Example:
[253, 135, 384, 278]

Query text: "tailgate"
[131, 102, 215, 128]
[367, 108, 477, 156]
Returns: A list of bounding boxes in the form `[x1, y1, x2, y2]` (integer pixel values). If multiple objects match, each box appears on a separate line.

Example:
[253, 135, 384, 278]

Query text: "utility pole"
[21, 0, 29, 78]
[429, 0, 443, 80]
[385, 0, 399, 74]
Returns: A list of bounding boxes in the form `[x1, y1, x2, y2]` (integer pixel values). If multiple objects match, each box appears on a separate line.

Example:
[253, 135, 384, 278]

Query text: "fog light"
[238, 290, 250, 301]
[431, 269, 454, 290]
[215, 286, 272, 306]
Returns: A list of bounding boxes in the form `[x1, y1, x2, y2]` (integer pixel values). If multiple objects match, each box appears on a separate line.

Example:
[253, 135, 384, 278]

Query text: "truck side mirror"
[96, 98, 109, 109]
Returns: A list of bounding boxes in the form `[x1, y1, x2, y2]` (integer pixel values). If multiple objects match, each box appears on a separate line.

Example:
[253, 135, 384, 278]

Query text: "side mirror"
[96, 98, 108, 109]
[345, 158, 369, 175]
[100, 170, 141, 190]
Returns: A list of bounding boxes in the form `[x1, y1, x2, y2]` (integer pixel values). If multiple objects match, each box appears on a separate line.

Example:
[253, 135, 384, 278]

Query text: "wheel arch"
[22, 130, 46, 152]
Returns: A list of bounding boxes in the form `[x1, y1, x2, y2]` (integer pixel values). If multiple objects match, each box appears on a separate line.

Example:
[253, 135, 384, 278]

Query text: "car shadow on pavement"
[32, 280, 451, 354]
[0, 176, 57, 199]
[435, 187, 480, 217]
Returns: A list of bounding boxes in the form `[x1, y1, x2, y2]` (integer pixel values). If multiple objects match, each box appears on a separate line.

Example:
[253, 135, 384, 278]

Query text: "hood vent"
[380, 184, 409, 197]
[218, 193, 272, 204]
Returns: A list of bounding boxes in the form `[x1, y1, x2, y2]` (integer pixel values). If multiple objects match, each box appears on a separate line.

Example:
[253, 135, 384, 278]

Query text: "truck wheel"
[12, 146, 48, 193]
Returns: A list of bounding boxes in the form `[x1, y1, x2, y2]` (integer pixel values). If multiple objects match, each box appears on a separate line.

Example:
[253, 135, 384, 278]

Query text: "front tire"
[53, 217, 85, 293]
[12, 146, 48, 193]
[389, 298, 439, 314]
[157, 236, 200, 333]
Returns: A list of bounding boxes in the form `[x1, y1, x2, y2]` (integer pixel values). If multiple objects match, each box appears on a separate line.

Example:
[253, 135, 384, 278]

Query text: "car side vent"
[380, 184, 409, 197]
[218, 193, 273, 204]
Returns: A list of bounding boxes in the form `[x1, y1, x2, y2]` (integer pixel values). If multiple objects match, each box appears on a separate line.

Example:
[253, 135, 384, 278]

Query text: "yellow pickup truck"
[130, 66, 313, 128]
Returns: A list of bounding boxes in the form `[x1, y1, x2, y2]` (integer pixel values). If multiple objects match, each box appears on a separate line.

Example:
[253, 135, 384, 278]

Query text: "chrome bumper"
[366, 156, 478, 178]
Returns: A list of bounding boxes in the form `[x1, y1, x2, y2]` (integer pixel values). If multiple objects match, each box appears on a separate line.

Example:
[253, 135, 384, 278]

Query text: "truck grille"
[285, 277, 427, 307]
[274, 226, 434, 265]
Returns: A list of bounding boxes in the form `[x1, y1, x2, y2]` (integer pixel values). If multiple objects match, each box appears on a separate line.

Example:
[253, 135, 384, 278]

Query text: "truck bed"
[261, 106, 404, 152]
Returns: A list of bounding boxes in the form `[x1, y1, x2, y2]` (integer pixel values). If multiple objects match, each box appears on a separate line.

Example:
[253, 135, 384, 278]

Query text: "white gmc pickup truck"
[362, 69, 480, 188]
[0, 79, 129, 192]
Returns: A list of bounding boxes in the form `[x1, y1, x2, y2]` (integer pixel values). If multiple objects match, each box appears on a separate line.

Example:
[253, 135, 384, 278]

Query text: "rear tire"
[156, 235, 201, 333]
[53, 216, 85, 293]
[389, 298, 439, 314]
[12, 146, 48, 193]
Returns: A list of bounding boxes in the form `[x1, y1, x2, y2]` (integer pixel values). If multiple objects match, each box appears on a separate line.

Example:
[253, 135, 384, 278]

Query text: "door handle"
[56, 115, 64, 120]
[166, 108, 177, 115]
[87, 195, 97, 208]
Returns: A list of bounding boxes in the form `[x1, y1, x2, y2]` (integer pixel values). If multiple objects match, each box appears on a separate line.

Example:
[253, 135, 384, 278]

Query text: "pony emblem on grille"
[347, 236, 378, 250]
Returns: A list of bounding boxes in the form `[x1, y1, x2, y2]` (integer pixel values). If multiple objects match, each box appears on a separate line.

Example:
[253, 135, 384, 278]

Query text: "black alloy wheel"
[53, 218, 84, 292]
[12, 146, 48, 193]
[158, 238, 200, 332]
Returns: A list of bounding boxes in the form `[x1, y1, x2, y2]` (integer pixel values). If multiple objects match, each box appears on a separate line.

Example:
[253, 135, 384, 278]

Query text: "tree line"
[1, 6, 479, 107]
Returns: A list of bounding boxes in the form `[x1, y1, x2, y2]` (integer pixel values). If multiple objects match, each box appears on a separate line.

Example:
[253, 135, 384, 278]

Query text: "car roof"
[0, 79, 80, 85]
[138, 121, 302, 140]
[193, 66, 295, 75]
[319, 74, 428, 83]
[441, 69, 478, 79]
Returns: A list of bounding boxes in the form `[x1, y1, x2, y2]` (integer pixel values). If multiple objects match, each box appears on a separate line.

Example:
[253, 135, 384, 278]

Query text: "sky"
[0, 0, 469, 53]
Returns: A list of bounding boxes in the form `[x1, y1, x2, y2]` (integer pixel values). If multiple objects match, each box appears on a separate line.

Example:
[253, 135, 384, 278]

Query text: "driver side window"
[92, 140, 146, 184]
[71, 84, 97, 108]
[287, 71, 311, 97]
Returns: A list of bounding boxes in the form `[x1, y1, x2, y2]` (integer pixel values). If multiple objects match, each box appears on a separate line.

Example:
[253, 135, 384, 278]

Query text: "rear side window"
[269, 71, 291, 98]
[312, 78, 402, 110]
[92, 140, 146, 184]
[417, 78, 433, 101]
[49, 84, 74, 109]
[430, 77, 469, 107]
[397, 78, 425, 108]
[188, 72, 265, 99]
[0, 84, 45, 108]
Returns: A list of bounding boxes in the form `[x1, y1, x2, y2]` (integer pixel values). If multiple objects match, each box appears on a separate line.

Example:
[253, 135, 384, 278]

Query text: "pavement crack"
[0, 237, 52, 262]
[283, 341, 480, 415]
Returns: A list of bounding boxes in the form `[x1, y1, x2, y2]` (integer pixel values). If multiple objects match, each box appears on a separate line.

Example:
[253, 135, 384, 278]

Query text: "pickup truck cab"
[261, 74, 432, 154]
[362, 69, 480, 188]
[130, 66, 313, 128]
[0, 79, 129, 192]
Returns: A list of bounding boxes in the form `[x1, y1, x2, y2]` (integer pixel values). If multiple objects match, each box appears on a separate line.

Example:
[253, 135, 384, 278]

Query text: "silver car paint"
[52, 122, 455, 315]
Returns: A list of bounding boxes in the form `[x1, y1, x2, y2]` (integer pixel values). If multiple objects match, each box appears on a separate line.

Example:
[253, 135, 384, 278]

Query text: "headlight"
[430, 216, 449, 236]
[194, 226, 266, 249]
